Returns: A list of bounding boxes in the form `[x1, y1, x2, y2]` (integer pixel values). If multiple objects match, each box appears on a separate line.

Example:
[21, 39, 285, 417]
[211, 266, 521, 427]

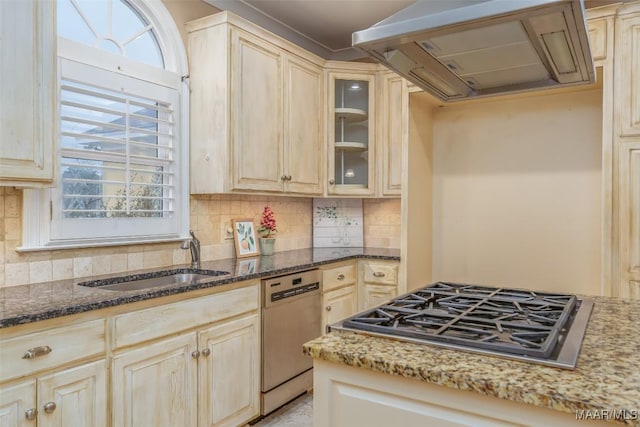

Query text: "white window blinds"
[50, 58, 181, 241]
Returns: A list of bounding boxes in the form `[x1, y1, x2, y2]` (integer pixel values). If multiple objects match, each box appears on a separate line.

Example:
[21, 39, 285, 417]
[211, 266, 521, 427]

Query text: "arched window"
[22, 0, 189, 249]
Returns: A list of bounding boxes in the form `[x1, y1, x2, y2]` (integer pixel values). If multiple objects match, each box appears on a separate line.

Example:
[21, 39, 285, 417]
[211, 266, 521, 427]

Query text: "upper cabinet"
[326, 64, 377, 196]
[187, 13, 324, 195]
[0, 0, 56, 185]
[617, 12, 640, 137]
[378, 72, 408, 197]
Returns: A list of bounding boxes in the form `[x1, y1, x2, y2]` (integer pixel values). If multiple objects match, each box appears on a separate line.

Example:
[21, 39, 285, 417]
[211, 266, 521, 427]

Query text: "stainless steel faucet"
[181, 230, 201, 269]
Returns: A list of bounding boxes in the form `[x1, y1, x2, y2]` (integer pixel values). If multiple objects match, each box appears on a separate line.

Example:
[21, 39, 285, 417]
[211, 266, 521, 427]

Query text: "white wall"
[432, 89, 603, 295]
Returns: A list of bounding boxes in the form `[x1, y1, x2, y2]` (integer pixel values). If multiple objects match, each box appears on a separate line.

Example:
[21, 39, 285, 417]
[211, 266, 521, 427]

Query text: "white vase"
[259, 237, 276, 256]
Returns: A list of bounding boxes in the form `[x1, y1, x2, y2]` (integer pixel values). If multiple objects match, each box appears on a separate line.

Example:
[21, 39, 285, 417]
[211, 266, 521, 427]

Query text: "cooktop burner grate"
[341, 282, 578, 359]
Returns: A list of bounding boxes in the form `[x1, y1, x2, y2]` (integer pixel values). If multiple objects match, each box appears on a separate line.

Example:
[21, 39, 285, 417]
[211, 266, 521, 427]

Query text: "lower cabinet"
[358, 260, 399, 311]
[112, 313, 259, 427]
[112, 334, 198, 427]
[0, 282, 261, 427]
[321, 262, 358, 332]
[111, 283, 260, 427]
[322, 285, 358, 333]
[198, 314, 260, 427]
[321, 259, 400, 331]
[0, 360, 107, 427]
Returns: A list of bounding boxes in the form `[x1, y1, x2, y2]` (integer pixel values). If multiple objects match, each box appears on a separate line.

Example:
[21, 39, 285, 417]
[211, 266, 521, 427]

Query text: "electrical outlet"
[223, 223, 234, 240]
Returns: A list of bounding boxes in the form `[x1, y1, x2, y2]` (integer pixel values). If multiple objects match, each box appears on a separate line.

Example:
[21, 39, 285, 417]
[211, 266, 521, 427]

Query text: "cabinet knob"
[43, 402, 56, 414]
[281, 175, 288, 181]
[22, 345, 52, 359]
[337, 274, 345, 280]
[201, 348, 211, 357]
[286, 175, 292, 181]
[329, 178, 335, 185]
[192, 350, 201, 359]
[25, 408, 37, 420]
[325, 305, 332, 312]
[373, 272, 386, 278]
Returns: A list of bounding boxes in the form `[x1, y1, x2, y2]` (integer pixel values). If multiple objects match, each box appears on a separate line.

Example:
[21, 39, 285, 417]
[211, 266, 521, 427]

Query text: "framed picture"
[232, 218, 260, 258]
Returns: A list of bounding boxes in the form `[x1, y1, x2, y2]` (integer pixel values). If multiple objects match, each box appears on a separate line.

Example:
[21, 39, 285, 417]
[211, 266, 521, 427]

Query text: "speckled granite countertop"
[303, 296, 640, 425]
[0, 247, 399, 328]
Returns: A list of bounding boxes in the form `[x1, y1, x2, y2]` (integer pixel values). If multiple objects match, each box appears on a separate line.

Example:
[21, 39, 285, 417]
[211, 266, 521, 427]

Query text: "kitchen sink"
[79, 270, 230, 292]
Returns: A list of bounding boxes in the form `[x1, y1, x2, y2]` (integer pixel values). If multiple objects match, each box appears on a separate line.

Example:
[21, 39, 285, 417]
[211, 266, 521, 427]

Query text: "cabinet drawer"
[112, 284, 259, 349]
[323, 264, 357, 291]
[0, 319, 105, 382]
[363, 262, 398, 285]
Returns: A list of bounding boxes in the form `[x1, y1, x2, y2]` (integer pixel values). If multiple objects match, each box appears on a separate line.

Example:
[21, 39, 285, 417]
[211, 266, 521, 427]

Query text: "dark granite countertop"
[0, 247, 399, 329]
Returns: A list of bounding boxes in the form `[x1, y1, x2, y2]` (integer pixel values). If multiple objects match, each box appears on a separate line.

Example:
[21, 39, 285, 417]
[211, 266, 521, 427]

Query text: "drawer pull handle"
[337, 274, 345, 280]
[325, 305, 332, 312]
[43, 402, 56, 414]
[201, 348, 211, 357]
[22, 345, 52, 360]
[25, 408, 37, 420]
[373, 272, 386, 278]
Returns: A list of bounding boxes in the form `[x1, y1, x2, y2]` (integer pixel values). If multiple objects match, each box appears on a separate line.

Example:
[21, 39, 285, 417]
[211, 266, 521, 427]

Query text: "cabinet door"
[37, 360, 106, 427]
[361, 284, 397, 311]
[380, 74, 407, 196]
[328, 71, 376, 196]
[322, 285, 358, 332]
[619, 142, 640, 299]
[0, 0, 55, 183]
[0, 380, 36, 426]
[198, 313, 260, 427]
[112, 334, 197, 427]
[230, 29, 283, 192]
[283, 55, 324, 195]
[618, 15, 640, 137]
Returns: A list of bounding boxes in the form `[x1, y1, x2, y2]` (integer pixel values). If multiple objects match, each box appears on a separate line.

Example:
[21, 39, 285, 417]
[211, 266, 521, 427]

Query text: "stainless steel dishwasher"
[261, 269, 322, 416]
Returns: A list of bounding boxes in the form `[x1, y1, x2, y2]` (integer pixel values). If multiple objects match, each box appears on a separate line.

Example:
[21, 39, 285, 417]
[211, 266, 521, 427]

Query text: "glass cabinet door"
[328, 73, 375, 195]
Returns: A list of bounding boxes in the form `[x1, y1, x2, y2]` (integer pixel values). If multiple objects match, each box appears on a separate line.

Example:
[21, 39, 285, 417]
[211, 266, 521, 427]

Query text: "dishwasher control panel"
[262, 269, 322, 307]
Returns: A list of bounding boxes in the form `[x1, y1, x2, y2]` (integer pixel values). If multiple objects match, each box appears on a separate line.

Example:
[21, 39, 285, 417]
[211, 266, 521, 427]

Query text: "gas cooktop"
[331, 282, 594, 369]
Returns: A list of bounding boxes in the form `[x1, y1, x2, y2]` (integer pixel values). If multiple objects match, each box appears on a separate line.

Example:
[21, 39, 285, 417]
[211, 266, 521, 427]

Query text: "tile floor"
[250, 392, 313, 427]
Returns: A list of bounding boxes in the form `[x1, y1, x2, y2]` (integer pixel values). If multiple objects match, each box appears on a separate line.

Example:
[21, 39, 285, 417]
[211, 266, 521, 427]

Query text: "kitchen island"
[303, 296, 640, 426]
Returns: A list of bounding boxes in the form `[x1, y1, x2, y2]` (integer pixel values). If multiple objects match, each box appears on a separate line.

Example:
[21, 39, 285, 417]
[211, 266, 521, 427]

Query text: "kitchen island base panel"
[312, 360, 612, 427]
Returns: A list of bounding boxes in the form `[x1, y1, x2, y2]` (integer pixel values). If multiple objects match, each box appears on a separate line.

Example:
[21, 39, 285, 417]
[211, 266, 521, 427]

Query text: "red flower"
[258, 205, 277, 237]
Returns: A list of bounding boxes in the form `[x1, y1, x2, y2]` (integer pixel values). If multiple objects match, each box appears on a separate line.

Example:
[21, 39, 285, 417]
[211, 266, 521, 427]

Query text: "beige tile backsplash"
[0, 187, 400, 288]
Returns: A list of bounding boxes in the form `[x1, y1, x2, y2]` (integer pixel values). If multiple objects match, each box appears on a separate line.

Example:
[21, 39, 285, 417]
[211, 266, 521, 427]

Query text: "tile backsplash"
[0, 187, 400, 288]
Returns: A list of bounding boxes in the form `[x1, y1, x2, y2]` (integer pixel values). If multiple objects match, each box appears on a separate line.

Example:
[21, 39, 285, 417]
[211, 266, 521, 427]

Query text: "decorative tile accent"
[313, 198, 363, 247]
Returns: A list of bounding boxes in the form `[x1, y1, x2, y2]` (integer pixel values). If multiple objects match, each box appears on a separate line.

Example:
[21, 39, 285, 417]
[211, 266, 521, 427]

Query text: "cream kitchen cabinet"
[378, 72, 408, 197]
[0, 0, 55, 185]
[321, 262, 358, 332]
[111, 283, 260, 427]
[617, 12, 640, 137]
[358, 260, 400, 311]
[619, 142, 640, 299]
[326, 63, 378, 196]
[0, 319, 107, 427]
[0, 361, 107, 427]
[187, 12, 324, 196]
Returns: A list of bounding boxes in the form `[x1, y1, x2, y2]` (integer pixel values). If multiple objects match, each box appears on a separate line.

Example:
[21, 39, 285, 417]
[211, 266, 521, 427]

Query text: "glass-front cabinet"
[328, 71, 376, 195]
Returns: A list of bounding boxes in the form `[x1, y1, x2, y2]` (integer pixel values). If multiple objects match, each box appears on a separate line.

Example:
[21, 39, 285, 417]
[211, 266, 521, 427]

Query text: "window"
[21, 0, 189, 250]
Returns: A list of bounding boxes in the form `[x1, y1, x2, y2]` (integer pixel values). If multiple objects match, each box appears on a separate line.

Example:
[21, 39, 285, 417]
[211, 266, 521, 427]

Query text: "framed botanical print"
[232, 218, 260, 258]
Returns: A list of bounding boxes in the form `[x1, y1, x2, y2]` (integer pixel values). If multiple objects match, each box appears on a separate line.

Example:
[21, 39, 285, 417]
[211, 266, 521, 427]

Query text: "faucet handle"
[189, 230, 200, 245]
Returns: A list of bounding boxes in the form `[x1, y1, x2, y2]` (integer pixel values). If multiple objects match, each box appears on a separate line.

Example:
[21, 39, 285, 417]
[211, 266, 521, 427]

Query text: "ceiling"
[205, 0, 626, 61]
[204, 0, 414, 60]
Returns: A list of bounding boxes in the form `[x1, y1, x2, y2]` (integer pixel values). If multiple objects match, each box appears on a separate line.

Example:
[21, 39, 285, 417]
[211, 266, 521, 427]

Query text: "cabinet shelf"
[336, 108, 368, 123]
[335, 142, 368, 152]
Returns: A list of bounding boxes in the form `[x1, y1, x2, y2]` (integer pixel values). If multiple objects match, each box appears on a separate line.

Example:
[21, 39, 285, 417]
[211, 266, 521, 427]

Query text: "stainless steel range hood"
[352, 0, 595, 101]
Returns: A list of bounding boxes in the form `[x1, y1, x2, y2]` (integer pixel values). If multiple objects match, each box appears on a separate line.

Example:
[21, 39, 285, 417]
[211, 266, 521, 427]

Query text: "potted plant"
[257, 205, 277, 255]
